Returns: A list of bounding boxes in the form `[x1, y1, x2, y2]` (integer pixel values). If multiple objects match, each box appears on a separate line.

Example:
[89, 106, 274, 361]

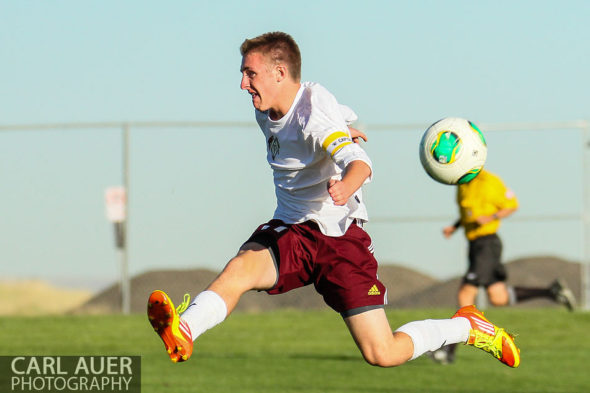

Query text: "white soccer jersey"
[255, 81, 372, 237]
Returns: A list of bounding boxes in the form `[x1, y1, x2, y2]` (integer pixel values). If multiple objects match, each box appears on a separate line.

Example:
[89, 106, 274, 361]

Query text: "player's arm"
[443, 219, 461, 238]
[313, 89, 371, 205]
[328, 160, 371, 206]
[476, 183, 519, 225]
[322, 129, 373, 205]
[475, 207, 518, 225]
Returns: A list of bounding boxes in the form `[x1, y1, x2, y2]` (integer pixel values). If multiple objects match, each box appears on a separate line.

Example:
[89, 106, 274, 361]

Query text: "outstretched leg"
[345, 306, 520, 368]
[344, 308, 413, 367]
[148, 242, 277, 362]
[204, 242, 277, 314]
[343, 308, 470, 367]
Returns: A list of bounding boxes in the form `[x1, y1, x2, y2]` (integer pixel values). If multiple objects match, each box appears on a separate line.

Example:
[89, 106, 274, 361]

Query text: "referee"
[430, 169, 576, 364]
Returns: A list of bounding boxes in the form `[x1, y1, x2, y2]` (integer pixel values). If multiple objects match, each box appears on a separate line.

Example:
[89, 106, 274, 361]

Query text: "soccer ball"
[419, 117, 487, 185]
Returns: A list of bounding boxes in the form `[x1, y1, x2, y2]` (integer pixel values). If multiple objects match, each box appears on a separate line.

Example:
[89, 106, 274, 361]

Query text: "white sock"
[180, 290, 227, 341]
[507, 286, 518, 305]
[395, 318, 470, 360]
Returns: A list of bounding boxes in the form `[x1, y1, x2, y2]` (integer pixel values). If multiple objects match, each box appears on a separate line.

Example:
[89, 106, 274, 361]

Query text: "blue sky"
[1, 1, 589, 290]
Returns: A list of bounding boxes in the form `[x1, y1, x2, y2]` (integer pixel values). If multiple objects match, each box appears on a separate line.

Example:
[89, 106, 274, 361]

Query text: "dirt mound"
[0, 280, 92, 316]
[76, 269, 218, 314]
[391, 256, 582, 308]
[74, 256, 582, 314]
[379, 264, 440, 303]
[74, 264, 439, 314]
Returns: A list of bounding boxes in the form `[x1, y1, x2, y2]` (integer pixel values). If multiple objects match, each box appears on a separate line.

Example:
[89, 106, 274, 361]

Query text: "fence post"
[121, 124, 131, 314]
[583, 122, 590, 310]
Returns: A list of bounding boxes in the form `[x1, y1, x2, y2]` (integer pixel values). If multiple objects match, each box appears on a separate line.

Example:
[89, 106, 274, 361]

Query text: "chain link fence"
[1, 120, 589, 311]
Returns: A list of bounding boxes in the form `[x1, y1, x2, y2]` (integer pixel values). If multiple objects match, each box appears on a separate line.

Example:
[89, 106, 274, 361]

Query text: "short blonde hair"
[240, 31, 301, 81]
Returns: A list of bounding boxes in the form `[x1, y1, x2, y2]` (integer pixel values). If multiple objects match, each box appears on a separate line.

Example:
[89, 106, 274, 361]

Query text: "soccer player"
[147, 31, 521, 368]
[429, 169, 575, 364]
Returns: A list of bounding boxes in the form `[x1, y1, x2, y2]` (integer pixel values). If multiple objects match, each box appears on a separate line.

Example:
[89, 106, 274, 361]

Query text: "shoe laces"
[176, 293, 191, 314]
[472, 328, 504, 359]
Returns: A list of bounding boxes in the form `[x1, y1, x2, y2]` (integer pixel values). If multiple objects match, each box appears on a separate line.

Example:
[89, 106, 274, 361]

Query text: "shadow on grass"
[288, 353, 362, 362]
[196, 350, 362, 362]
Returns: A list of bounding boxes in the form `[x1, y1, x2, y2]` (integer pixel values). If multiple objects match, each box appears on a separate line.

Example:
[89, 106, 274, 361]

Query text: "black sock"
[514, 286, 553, 302]
[445, 343, 458, 355]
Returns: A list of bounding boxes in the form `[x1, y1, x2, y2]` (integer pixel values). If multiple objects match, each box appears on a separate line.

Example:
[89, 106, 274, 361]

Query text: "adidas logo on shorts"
[368, 284, 381, 296]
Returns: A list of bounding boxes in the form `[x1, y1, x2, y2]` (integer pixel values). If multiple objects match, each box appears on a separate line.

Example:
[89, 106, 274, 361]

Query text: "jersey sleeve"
[490, 175, 519, 210]
[339, 104, 358, 126]
[306, 85, 373, 179]
[498, 187, 519, 209]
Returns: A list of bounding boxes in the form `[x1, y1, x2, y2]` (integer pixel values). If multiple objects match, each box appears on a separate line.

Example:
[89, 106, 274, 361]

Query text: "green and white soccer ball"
[419, 117, 487, 185]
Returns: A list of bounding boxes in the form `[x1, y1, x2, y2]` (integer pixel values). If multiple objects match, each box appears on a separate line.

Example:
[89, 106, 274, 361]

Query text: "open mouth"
[249, 91, 260, 105]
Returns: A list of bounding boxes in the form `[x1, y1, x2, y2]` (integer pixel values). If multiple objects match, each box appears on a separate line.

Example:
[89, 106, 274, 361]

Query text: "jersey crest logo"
[268, 135, 280, 160]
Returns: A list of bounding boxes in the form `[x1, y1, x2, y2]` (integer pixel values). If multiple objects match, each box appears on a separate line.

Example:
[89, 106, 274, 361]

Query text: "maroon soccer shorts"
[244, 219, 387, 317]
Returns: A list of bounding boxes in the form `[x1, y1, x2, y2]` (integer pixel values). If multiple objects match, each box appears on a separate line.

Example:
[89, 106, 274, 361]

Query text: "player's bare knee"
[488, 294, 509, 306]
[487, 286, 509, 306]
[363, 354, 402, 368]
[361, 344, 402, 368]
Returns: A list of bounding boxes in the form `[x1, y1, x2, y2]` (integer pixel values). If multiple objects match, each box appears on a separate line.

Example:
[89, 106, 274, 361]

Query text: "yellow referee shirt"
[457, 170, 518, 241]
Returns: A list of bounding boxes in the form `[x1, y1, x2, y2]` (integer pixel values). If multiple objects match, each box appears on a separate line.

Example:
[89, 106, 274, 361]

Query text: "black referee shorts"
[463, 233, 507, 287]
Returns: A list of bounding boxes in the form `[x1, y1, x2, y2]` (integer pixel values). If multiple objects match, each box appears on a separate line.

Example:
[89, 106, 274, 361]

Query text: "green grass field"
[2, 308, 589, 393]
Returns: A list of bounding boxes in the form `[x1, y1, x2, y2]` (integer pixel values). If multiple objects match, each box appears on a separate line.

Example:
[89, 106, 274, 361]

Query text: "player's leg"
[458, 283, 479, 306]
[205, 242, 277, 314]
[347, 308, 521, 368]
[439, 237, 498, 364]
[148, 242, 277, 362]
[431, 235, 522, 367]
[548, 279, 576, 310]
[180, 242, 277, 336]
[499, 280, 576, 310]
[487, 281, 510, 306]
[430, 264, 485, 364]
[480, 239, 573, 308]
[324, 225, 471, 367]
[456, 235, 493, 307]
[344, 308, 471, 367]
[344, 308, 413, 367]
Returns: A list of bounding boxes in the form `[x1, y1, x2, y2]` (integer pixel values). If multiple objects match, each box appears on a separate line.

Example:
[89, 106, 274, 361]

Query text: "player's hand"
[328, 179, 353, 206]
[348, 126, 367, 144]
[442, 226, 456, 238]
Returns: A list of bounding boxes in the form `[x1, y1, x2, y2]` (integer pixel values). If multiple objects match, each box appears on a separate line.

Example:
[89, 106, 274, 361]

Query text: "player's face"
[240, 51, 279, 113]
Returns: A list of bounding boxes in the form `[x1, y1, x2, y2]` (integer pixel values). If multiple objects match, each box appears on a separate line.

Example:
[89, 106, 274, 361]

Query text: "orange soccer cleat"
[452, 305, 520, 368]
[147, 290, 193, 363]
